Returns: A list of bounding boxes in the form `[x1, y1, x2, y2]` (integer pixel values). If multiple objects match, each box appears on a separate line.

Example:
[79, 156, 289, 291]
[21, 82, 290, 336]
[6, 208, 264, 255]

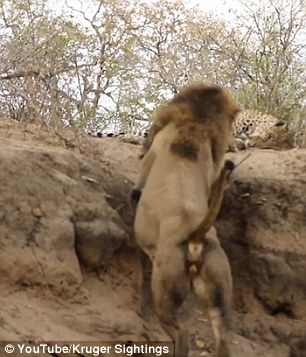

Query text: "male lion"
[132, 83, 239, 357]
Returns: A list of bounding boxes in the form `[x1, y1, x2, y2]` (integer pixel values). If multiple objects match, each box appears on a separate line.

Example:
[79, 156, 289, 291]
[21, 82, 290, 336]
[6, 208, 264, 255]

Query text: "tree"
[0, 0, 305, 145]
[208, 0, 306, 144]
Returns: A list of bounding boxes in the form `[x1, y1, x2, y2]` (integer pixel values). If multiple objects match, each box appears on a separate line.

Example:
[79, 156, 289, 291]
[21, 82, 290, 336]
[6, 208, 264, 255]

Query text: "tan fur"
[139, 84, 239, 160]
[133, 83, 238, 357]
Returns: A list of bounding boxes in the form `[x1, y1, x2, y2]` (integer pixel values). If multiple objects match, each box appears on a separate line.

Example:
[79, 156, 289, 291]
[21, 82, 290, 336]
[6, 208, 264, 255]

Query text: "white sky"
[187, 0, 238, 16]
[50, 0, 239, 22]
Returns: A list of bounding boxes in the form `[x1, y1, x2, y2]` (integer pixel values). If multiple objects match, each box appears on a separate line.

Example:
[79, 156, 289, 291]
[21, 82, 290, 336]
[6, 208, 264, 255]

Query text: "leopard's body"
[87, 130, 147, 145]
[87, 109, 294, 150]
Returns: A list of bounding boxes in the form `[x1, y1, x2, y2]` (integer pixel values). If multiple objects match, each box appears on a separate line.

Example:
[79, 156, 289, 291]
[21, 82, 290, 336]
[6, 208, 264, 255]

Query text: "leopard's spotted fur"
[231, 110, 294, 150]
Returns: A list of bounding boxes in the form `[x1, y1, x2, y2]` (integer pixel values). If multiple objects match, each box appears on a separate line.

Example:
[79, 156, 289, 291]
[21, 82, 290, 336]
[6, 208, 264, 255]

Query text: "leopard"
[231, 109, 294, 151]
[87, 130, 148, 145]
[87, 109, 294, 151]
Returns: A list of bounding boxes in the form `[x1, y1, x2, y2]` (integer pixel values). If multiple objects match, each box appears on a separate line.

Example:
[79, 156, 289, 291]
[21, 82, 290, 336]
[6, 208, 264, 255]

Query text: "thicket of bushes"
[0, 0, 305, 145]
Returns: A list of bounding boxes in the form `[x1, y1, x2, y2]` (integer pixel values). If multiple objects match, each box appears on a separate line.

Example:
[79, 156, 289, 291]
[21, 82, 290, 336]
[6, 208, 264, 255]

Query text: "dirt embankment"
[0, 118, 305, 357]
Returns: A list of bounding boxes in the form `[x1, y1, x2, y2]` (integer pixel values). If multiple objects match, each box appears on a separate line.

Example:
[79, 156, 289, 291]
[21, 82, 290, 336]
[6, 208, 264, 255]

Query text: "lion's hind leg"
[193, 275, 231, 357]
[207, 302, 231, 357]
[192, 230, 233, 357]
[205, 257, 232, 356]
[151, 246, 190, 357]
[138, 249, 154, 317]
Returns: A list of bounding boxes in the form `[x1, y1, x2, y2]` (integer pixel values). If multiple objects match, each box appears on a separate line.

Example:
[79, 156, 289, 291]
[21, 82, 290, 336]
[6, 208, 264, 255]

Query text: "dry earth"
[0, 118, 305, 357]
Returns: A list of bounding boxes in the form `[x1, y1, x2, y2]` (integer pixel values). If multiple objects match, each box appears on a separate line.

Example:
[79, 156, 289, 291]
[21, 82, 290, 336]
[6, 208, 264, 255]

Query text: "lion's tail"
[186, 159, 235, 271]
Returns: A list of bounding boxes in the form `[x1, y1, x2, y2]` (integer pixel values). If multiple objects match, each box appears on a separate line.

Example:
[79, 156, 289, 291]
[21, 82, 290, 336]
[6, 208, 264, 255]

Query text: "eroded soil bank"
[0, 118, 305, 357]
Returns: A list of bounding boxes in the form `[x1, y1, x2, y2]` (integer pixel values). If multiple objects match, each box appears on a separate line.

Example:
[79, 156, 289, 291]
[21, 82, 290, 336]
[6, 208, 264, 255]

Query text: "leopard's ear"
[234, 108, 241, 116]
[274, 120, 287, 128]
[229, 107, 241, 122]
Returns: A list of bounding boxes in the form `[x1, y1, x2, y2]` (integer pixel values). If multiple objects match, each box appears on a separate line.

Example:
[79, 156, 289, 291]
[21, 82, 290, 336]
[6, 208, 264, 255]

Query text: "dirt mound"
[0, 118, 305, 356]
[219, 149, 306, 356]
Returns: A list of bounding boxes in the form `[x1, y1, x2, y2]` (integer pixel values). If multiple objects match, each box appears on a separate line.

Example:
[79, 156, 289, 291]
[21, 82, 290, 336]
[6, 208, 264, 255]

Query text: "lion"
[132, 83, 239, 357]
